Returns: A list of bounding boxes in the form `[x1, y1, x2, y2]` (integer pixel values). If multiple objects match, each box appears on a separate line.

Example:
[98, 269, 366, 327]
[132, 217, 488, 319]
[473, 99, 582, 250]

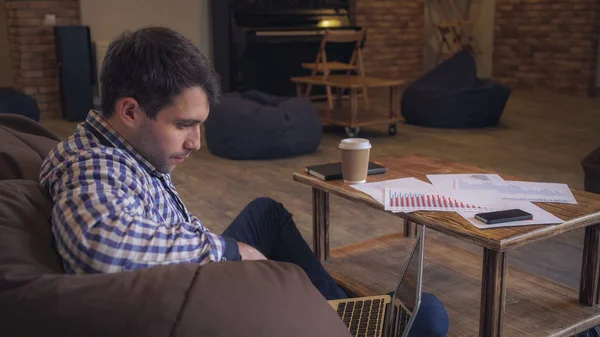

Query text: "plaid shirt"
[40, 110, 240, 274]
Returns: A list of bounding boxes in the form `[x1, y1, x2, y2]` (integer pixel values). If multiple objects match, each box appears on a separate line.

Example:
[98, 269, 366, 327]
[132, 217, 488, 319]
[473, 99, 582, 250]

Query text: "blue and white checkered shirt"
[40, 110, 240, 274]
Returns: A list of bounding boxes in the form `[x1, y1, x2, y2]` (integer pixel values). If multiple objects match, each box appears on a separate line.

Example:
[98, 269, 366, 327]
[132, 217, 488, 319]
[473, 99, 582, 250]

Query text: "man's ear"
[114, 97, 143, 128]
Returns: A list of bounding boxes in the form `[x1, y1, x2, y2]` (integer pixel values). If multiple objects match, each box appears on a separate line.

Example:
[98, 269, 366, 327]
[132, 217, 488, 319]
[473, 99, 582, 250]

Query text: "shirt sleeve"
[43, 148, 240, 274]
[187, 212, 241, 262]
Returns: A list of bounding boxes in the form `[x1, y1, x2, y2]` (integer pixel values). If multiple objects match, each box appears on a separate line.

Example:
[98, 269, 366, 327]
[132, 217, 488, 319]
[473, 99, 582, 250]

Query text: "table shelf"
[325, 233, 600, 337]
[291, 75, 404, 137]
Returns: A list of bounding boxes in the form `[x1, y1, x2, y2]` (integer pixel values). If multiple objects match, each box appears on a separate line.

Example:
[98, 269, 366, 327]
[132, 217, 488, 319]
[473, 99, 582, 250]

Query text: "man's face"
[132, 87, 209, 173]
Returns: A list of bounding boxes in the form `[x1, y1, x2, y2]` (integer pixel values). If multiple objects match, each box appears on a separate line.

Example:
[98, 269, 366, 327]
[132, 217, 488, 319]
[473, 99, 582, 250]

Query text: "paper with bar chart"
[350, 177, 437, 205]
[349, 174, 568, 228]
[454, 179, 577, 204]
[383, 188, 505, 213]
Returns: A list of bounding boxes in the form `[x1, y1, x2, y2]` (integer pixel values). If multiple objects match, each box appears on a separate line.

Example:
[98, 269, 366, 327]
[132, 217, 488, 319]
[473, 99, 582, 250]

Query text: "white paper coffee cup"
[339, 138, 372, 184]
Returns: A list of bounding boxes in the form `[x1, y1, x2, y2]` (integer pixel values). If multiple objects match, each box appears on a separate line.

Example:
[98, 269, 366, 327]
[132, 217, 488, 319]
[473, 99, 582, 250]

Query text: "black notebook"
[305, 162, 387, 181]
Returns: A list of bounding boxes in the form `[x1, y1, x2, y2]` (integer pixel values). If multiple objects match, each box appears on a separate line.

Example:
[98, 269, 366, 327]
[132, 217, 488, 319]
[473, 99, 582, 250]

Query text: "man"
[40, 27, 448, 336]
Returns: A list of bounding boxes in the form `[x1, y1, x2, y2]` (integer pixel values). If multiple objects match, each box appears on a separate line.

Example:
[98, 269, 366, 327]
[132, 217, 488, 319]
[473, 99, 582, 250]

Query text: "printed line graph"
[455, 179, 577, 204]
[384, 189, 497, 212]
[457, 181, 564, 197]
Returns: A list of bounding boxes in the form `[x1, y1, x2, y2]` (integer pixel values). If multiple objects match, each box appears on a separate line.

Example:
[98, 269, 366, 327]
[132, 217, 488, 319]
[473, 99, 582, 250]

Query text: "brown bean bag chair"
[0, 113, 351, 337]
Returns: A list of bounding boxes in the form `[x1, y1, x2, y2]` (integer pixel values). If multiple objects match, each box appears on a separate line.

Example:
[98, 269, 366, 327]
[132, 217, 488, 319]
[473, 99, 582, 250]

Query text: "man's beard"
[133, 122, 172, 173]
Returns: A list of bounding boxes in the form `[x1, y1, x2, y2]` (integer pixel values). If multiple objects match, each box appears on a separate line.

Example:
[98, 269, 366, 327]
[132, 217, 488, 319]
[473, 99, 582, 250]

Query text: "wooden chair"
[301, 29, 368, 110]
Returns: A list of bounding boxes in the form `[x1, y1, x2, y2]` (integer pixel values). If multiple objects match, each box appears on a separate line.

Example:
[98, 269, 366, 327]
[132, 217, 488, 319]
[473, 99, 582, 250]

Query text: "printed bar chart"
[384, 189, 499, 212]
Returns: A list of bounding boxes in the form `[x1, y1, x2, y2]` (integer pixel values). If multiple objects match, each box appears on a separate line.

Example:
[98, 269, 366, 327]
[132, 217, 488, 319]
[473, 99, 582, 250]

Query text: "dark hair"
[100, 26, 221, 118]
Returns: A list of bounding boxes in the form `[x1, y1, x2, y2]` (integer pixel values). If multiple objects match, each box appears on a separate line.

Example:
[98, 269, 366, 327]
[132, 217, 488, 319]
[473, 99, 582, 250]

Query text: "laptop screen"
[384, 226, 424, 337]
[393, 232, 421, 313]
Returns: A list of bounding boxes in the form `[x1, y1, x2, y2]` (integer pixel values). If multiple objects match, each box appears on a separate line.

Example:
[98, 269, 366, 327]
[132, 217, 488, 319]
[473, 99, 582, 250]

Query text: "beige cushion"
[0, 113, 60, 181]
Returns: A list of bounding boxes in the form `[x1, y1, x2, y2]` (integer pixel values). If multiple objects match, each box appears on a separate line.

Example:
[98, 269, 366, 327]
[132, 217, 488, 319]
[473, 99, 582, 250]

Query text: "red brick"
[10, 10, 37, 19]
[20, 61, 49, 71]
[6, 2, 30, 10]
[493, 0, 600, 96]
[34, 94, 55, 103]
[16, 44, 54, 53]
[20, 70, 44, 78]
[36, 102, 48, 111]
[6, 0, 80, 119]
[22, 87, 38, 95]
[39, 85, 58, 94]
[8, 17, 44, 27]
[357, 0, 424, 81]
[11, 35, 54, 45]
[27, 1, 65, 9]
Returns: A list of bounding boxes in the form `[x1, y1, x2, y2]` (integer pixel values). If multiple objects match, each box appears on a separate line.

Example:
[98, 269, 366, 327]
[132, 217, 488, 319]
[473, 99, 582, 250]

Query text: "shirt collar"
[84, 110, 166, 178]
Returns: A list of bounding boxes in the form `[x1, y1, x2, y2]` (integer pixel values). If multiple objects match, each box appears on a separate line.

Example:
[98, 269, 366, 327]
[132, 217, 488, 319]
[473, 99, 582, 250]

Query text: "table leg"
[312, 188, 330, 261]
[480, 248, 507, 337]
[389, 85, 394, 118]
[296, 83, 302, 97]
[403, 220, 416, 238]
[350, 87, 358, 127]
[580, 223, 600, 305]
[393, 85, 401, 118]
[335, 87, 343, 109]
[332, 87, 342, 121]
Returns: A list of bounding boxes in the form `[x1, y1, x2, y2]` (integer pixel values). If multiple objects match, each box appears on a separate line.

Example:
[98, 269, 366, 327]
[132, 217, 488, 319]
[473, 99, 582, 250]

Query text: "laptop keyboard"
[394, 304, 411, 335]
[335, 299, 384, 337]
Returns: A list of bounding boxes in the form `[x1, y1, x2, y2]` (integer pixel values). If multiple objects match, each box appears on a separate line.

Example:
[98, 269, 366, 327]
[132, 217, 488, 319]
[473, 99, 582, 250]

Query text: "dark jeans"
[574, 326, 600, 337]
[222, 197, 449, 336]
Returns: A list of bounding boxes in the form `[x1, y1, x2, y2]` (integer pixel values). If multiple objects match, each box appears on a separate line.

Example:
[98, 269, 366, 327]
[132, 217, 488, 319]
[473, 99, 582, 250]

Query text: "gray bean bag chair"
[205, 90, 322, 160]
[0, 89, 40, 122]
[401, 50, 511, 128]
[583, 146, 600, 194]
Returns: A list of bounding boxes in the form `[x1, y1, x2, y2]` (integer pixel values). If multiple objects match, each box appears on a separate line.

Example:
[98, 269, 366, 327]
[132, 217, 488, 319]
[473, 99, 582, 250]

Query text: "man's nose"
[184, 127, 201, 151]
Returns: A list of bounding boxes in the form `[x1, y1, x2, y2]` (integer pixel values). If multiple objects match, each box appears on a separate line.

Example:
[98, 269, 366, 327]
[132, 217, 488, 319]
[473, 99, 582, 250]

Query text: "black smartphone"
[305, 162, 387, 181]
[474, 209, 533, 224]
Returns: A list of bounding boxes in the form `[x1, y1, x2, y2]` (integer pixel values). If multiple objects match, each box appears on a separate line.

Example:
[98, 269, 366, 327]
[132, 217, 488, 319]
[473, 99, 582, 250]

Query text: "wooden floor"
[42, 89, 600, 292]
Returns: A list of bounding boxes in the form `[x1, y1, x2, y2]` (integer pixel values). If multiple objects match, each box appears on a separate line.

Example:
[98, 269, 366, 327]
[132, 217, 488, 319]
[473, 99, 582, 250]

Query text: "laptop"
[328, 226, 425, 337]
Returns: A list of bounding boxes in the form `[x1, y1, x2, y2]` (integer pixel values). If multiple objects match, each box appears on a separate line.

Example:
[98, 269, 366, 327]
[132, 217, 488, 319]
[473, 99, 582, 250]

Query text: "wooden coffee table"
[293, 155, 600, 336]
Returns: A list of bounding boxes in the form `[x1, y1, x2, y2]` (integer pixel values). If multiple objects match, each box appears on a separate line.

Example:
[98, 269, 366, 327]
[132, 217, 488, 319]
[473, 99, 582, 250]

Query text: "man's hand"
[238, 242, 267, 261]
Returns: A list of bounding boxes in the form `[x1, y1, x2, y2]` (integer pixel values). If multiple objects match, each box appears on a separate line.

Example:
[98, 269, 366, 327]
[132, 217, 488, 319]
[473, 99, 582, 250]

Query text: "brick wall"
[5, 0, 80, 119]
[493, 0, 600, 96]
[355, 0, 424, 83]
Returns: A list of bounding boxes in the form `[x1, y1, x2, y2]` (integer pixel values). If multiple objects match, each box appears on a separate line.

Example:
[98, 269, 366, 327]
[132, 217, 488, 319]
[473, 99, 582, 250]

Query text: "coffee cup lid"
[338, 138, 372, 150]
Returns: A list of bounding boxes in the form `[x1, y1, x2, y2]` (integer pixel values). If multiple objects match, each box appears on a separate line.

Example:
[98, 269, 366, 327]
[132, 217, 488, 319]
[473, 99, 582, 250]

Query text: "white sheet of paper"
[351, 177, 509, 212]
[427, 173, 505, 191]
[424, 174, 508, 210]
[350, 177, 435, 205]
[458, 200, 564, 229]
[454, 178, 578, 204]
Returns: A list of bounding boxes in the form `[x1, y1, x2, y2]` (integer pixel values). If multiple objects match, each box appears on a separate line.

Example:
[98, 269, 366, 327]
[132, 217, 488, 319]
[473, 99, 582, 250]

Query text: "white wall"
[471, 0, 495, 78]
[80, 0, 212, 60]
[423, 0, 495, 78]
[0, 0, 14, 87]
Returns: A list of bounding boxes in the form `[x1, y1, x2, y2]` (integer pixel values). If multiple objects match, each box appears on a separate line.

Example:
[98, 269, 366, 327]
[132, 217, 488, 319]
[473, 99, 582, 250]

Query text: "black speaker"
[54, 25, 95, 122]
